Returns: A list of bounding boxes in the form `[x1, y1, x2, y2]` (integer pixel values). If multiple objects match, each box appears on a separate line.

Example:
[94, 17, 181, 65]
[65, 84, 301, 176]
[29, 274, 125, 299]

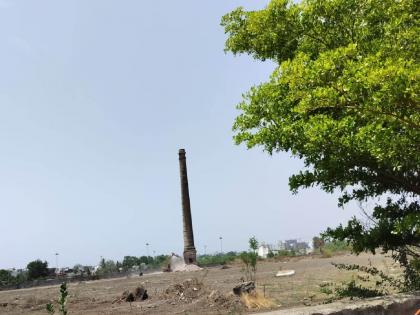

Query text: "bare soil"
[0, 253, 401, 314]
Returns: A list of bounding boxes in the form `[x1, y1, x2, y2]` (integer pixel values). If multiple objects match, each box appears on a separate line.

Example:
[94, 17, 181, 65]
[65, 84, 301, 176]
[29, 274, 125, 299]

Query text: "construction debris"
[233, 281, 255, 296]
[162, 277, 243, 311]
[164, 278, 203, 302]
[168, 254, 202, 272]
[276, 270, 295, 277]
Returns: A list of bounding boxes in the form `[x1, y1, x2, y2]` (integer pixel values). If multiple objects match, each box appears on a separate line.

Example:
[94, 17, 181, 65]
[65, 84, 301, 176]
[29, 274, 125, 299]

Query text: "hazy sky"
[0, 0, 360, 269]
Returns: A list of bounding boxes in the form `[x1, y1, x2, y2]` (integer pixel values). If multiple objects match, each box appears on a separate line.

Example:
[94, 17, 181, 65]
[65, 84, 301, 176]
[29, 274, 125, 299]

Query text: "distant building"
[284, 239, 298, 250]
[277, 241, 285, 251]
[257, 244, 270, 258]
[284, 239, 310, 254]
[256, 239, 310, 258]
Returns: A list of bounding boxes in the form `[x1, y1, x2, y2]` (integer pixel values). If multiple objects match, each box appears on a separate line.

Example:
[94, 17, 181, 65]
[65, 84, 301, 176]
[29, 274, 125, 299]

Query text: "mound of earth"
[161, 278, 243, 312]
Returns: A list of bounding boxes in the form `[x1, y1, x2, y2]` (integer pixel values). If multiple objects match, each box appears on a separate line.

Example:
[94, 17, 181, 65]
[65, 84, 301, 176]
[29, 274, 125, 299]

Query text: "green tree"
[0, 269, 13, 286]
[27, 260, 48, 280]
[222, 0, 419, 289]
[97, 259, 118, 275]
[122, 256, 139, 270]
[240, 237, 259, 281]
[249, 236, 259, 252]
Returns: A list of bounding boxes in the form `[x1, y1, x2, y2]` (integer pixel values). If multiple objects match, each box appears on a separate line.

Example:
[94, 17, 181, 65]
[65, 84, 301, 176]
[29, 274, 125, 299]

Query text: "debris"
[113, 286, 148, 304]
[164, 278, 203, 302]
[125, 293, 135, 302]
[233, 281, 255, 296]
[162, 278, 243, 311]
[134, 286, 148, 301]
[169, 255, 202, 272]
[275, 270, 295, 277]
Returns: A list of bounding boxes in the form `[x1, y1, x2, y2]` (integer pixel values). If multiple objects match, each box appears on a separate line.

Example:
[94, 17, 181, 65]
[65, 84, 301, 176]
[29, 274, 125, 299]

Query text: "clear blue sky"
[0, 0, 359, 269]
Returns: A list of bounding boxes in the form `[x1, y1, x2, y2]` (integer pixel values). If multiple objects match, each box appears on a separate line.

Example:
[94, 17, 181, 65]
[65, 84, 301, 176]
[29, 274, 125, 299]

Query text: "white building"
[257, 244, 270, 258]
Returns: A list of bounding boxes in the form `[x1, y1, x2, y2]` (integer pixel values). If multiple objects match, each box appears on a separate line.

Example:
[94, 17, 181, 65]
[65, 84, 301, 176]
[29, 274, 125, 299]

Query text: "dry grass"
[240, 291, 276, 310]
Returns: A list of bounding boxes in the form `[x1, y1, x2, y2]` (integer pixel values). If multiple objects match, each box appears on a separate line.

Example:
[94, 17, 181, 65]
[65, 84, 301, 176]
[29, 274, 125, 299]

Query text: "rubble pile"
[113, 285, 148, 304]
[162, 278, 243, 311]
[164, 278, 203, 303]
[169, 255, 202, 272]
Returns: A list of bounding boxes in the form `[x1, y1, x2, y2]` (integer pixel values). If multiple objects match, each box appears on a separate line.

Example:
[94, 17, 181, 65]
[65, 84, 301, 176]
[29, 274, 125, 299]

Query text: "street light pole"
[146, 243, 150, 257]
[55, 253, 59, 270]
[219, 236, 223, 254]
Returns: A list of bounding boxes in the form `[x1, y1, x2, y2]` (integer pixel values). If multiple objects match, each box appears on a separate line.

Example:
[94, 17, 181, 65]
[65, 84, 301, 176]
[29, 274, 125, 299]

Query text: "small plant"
[320, 248, 332, 258]
[46, 303, 54, 314]
[46, 282, 69, 314]
[240, 237, 259, 281]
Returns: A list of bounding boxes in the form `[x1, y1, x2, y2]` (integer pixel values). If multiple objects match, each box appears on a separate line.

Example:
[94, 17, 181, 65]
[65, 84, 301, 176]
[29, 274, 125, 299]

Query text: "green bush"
[27, 260, 48, 280]
[197, 252, 238, 267]
[323, 240, 352, 253]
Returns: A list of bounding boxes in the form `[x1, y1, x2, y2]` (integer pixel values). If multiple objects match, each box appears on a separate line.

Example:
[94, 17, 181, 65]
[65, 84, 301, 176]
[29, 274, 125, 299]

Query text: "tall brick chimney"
[178, 149, 197, 264]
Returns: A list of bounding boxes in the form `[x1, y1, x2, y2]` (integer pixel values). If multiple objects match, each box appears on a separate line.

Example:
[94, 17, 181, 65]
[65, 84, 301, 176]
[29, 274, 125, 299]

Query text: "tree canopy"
[27, 260, 49, 280]
[222, 0, 419, 288]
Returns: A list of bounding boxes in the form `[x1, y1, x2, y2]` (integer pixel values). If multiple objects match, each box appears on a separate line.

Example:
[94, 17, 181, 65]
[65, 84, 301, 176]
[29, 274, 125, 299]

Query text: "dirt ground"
[0, 253, 401, 314]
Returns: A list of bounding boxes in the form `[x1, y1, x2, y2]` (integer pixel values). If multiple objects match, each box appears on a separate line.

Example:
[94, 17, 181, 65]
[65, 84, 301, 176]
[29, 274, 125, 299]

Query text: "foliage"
[27, 260, 49, 280]
[320, 248, 332, 258]
[320, 263, 403, 301]
[122, 255, 169, 271]
[276, 250, 296, 257]
[249, 237, 258, 252]
[240, 237, 259, 281]
[97, 259, 118, 275]
[0, 270, 13, 286]
[197, 252, 238, 266]
[72, 264, 83, 274]
[46, 302, 54, 314]
[267, 251, 275, 258]
[324, 199, 420, 289]
[0, 269, 28, 288]
[323, 240, 352, 253]
[320, 279, 383, 301]
[313, 239, 352, 257]
[222, 0, 419, 289]
[46, 282, 68, 315]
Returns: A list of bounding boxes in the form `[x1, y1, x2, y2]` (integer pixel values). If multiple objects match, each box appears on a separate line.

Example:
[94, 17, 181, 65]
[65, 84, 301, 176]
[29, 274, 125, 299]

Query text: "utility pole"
[55, 253, 59, 270]
[146, 243, 150, 257]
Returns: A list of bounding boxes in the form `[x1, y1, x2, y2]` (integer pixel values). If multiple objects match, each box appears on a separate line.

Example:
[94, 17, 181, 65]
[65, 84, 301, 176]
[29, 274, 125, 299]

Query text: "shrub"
[240, 237, 259, 282]
[27, 260, 48, 280]
[46, 282, 68, 314]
